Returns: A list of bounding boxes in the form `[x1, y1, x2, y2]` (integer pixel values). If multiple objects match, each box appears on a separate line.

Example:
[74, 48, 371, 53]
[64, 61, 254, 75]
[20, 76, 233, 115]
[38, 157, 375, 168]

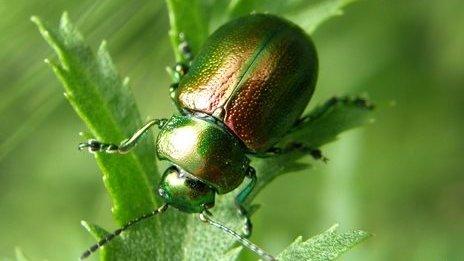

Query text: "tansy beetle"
[79, 13, 320, 261]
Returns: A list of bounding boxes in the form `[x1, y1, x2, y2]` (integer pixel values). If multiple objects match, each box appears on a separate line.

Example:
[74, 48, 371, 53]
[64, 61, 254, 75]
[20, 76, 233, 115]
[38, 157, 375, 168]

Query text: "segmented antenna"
[80, 204, 168, 260]
[199, 211, 277, 261]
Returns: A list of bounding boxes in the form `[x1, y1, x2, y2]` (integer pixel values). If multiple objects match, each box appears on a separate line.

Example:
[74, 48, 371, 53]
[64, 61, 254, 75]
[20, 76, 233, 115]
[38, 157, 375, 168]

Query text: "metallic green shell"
[158, 166, 215, 213]
[176, 14, 318, 153]
[156, 115, 249, 194]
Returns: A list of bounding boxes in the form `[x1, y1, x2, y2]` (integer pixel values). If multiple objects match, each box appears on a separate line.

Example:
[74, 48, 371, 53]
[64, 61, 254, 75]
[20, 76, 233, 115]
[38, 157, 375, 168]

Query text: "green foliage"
[278, 224, 370, 260]
[285, 0, 359, 34]
[283, 96, 375, 148]
[223, 0, 357, 33]
[32, 0, 371, 260]
[31, 13, 162, 259]
[251, 96, 374, 202]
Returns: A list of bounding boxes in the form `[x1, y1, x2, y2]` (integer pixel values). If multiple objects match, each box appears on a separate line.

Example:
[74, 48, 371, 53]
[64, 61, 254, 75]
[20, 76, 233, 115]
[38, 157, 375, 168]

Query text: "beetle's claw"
[242, 221, 252, 238]
[321, 156, 329, 164]
[309, 148, 329, 163]
[78, 139, 100, 153]
[77, 142, 90, 151]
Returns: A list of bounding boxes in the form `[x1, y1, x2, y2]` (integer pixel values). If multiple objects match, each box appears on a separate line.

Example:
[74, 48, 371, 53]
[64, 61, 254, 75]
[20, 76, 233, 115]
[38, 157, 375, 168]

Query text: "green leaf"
[283, 96, 375, 148]
[250, 96, 374, 203]
[166, 0, 209, 63]
[33, 1, 371, 260]
[31, 13, 163, 259]
[285, 0, 359, 34]
[278, 224, 371, 260]
[226, 0, 358, 34]
[168, 0, 358, 61]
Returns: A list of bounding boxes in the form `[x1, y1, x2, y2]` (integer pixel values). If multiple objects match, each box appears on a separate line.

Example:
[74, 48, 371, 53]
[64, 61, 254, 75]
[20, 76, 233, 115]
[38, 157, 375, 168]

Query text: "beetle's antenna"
[199, 211, 276, 261]
[80, 204, 168, 260]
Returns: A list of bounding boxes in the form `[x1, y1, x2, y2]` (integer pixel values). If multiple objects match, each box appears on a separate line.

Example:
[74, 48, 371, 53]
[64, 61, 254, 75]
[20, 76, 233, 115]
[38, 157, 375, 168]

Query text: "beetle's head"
[158, 165, 215, 213]
[156, 115, 250, 194]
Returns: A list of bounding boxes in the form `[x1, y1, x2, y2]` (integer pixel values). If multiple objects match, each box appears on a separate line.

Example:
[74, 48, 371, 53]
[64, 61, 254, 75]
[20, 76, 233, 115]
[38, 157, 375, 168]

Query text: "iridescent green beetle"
[79, 13, 318, 261]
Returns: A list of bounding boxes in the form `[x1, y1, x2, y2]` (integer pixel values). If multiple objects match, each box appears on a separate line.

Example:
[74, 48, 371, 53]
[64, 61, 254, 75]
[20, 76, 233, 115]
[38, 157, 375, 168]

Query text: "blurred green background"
[1, 0, 463, 260]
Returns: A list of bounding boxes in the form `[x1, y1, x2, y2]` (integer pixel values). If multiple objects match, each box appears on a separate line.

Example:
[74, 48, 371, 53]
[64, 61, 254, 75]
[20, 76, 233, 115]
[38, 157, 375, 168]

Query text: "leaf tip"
[30, 15, 48, 36]
[30, 15, 40, 25]
[122, 77, 130, 87]
[60, 11, 70, 24]
[293, 235, 303, 244]
[81, 220, 91, 231]
[59, 11, 80, 39]
[99, 40, 108, 50]
[355, 229, 372, 239]
[328, 223, 340, 232]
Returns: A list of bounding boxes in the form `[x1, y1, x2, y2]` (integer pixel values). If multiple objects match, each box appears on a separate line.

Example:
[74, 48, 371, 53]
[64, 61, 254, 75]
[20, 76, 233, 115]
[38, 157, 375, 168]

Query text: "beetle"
[78, 13, 319, 261]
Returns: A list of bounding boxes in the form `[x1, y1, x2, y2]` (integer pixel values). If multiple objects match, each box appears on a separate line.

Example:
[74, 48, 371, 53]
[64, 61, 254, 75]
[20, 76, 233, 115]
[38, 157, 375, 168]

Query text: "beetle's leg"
[304, 146, 328, 162]
[167, 63, 188, 101]
[167, 33, 194, 102]
[263, 143, 328, 162]
[78, 118, 168, 154]
[178, 32, 194, 64]
[235, 166, 257, 238]
[284, 142, 328, 162]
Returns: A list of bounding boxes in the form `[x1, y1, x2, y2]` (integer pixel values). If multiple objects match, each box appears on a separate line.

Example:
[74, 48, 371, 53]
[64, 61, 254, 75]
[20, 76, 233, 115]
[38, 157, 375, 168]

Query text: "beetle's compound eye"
[158, 166, 215, 213]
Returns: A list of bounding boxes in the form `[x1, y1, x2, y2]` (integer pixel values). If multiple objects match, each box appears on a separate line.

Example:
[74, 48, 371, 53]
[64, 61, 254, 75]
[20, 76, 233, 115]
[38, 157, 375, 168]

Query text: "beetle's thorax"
[156, 114, 249, 194]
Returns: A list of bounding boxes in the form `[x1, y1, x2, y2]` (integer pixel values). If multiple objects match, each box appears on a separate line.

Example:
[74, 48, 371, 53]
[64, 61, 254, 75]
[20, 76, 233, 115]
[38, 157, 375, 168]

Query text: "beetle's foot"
[283, 142, 329, 163]
[259, 147, 283, 157]
[169, 82, 178, 99]
[174, 63, 188, 76]
[168, 63, 189, 88]
[241, 217, 253, 238]
[178, 32, 193, 63]
[308, 148, 329, 163]
[78, 139, 120, 154]
[235, 204, 253, 238]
